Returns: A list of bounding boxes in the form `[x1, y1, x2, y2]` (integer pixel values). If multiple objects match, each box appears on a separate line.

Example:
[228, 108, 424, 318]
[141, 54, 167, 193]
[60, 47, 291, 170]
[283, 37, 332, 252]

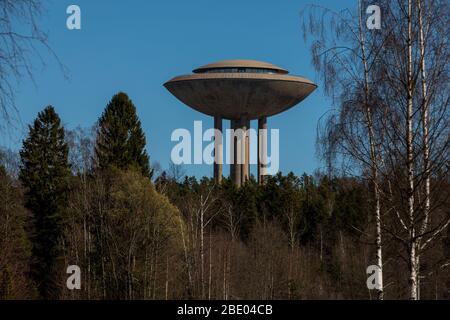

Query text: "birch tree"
[370, 0, 449, 299]
[301, 0, 386, 299]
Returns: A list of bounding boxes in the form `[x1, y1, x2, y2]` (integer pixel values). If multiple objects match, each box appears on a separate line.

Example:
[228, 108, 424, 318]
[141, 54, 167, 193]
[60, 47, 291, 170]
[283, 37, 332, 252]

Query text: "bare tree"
[303, 0, 449, 299]
[301, 0, 386, 299]
[168, 161, 186, 182]
[372, 0, 449, 299]
[0, 0, 65, 128]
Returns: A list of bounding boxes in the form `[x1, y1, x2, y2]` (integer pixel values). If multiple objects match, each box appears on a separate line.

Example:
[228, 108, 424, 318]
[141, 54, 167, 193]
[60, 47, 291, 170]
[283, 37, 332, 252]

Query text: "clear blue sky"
[4, 0, 347, 178]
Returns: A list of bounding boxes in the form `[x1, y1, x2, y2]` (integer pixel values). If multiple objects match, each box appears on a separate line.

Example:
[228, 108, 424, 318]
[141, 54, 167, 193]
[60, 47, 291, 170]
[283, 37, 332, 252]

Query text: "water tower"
[164, 60, 316, 186]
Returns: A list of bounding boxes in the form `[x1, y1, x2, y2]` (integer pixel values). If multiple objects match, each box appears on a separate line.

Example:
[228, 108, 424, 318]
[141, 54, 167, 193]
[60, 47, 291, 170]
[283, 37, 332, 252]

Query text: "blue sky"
[4, 0, 348, 178]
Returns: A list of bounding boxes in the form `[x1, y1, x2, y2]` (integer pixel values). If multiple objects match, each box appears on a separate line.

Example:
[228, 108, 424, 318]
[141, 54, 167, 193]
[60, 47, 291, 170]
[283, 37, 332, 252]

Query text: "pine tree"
[19, 106, 70, 299]
[95, 92, 151, 178]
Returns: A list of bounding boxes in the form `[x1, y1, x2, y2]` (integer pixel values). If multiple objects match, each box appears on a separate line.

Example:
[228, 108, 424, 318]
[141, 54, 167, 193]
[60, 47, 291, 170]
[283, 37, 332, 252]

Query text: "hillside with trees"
[0, 91, 448, 299]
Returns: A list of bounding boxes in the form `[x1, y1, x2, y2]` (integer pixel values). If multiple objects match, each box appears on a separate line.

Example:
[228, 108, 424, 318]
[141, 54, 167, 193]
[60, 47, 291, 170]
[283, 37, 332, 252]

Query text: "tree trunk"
[359, 0, 383, 299]
[417, 0, 430, 300]
[208, 232, 212, 300]
[406, 0, 418, 300]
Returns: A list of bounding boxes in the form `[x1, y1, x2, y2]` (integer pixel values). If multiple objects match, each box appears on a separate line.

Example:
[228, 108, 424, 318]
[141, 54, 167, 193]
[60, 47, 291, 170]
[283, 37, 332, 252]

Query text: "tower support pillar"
[242, 119, 250, 183]
[258, 116, 267, 185]
[230, 120, 241, 186]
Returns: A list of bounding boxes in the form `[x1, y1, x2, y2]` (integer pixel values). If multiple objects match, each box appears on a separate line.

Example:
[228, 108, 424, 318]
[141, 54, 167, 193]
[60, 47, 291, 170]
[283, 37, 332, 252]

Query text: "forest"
[0, 90, 448, 300]
[0, 0, 449, 300]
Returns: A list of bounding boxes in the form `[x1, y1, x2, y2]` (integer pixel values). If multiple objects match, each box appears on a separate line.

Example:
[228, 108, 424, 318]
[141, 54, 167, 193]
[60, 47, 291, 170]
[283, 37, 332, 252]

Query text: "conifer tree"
[19, 106, 70, 299]
[95, 92, 151, 178]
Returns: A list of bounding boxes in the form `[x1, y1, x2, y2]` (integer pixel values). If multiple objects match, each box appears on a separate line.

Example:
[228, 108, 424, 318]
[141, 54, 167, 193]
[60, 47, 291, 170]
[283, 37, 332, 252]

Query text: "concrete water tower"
[164, 59, 316, 186]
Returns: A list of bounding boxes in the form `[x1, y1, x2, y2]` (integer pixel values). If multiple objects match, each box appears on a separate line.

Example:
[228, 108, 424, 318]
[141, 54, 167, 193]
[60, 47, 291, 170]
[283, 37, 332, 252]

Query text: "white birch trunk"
[359, 0, 383, 299]
[407, 0, 418, 300]
[417, 0, 430, 300]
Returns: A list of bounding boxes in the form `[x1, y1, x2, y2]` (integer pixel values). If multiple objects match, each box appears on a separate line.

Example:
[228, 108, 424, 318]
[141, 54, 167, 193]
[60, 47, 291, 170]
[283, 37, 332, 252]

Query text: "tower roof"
[193, 59, 289, 74]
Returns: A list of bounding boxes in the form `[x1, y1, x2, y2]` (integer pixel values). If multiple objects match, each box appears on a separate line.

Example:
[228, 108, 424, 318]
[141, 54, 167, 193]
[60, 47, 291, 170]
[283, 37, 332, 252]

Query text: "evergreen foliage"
[95, 92, 151, 178]
[19, 106, 70, 299]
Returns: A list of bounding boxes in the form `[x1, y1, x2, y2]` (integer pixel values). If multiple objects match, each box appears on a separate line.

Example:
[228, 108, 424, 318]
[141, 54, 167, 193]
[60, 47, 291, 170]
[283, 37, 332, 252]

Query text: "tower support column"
[230, 120, 241, 186]
[214, 116, 223, 183]
[241, 118, 250, 183]
[258, 116, 267, 185]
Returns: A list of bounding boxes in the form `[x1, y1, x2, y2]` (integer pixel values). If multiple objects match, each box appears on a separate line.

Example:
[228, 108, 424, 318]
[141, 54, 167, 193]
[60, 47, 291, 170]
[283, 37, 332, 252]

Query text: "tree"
[0, 166, 34, 299]
[301, 1, 385, 298]
[19, 106, 70, 299]
[95, 92, 152, 178]
[303, 0, 450, 299]
[0, 0, 64, 127]
[64, 167, 184, 299]
[372, 0, 449, 299]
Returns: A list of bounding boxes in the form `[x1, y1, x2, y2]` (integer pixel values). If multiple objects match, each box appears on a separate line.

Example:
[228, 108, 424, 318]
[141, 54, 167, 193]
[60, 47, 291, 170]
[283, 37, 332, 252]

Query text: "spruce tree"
[95, 92, 151, 178]
[19, 106, 70, 299]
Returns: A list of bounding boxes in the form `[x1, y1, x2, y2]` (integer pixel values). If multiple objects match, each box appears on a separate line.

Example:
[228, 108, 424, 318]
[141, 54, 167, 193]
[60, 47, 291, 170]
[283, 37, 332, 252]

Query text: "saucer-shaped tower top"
[164, 59, 316, 120]
[192, 59, 289, 74]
